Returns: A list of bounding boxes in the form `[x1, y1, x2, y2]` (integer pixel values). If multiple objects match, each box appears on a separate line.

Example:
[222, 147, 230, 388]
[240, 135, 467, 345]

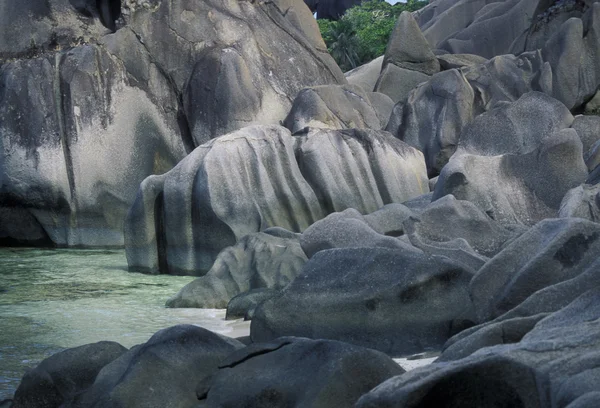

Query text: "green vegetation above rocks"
[317, 0, 427, 71]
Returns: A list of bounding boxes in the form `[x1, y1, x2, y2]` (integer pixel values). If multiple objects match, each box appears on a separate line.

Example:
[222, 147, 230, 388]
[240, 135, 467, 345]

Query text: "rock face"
[356, 286, 600, 408]
[126, 125, 428, 275]
[197, 337, 404, 408]
[12, 342, 127, 408]
[304, 0, 363, 20]
[470, 218, 600, 322]
[68, 325, 244, 408]
[283, 84, 382, 133]
[374, 12, 439, 103]
[391, 2, 600, 175]
[433, 129, 588, 225]
[0, 0, 345, 247]
[559, 184, 600, 221]
[251, 247, 475, 356]
[165, 231, 307, 308]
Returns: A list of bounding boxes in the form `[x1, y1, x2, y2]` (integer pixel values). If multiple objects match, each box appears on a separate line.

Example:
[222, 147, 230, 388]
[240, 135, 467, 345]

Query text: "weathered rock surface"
[433, 129, 588, 225]
[12, 342, 127, 408]
[68, 325, 243, 408]
[126, 125, 428, 275]
[470, 217, 600, 323]
[374, 11, 439, 103]
[559, 184, 600, 222]
[225, 288, 281, 320]
[283, 84, 382, 134]
[572, 115, 600, 159]
[197, 337, 404, 408]
[356, 287, 600, 408]
[165, 231, 307, 308]
[437, 53, 488, 70]
[345, 56, 384, 92]
[251, 247, 475, 356]
[0, 0, 345, 247]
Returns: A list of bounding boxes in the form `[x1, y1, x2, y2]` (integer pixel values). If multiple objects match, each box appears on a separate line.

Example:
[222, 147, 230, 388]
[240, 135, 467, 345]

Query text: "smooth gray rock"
[404, 195, 523, 258]
[470, 218, 600, 323]
[283, 84, 382, 134]
[0, 0, 345, 247]
[389, 51, 553, 175]
[356, 287, 600, 408]
[300, 208, 421, 259]
[559, 184, 600, 222]
[433, 129, 588, 225]
[367, 92, 395, 129]
[572, 115, 600, 159]
[457, 92, 574, 156]
[68, 325, 244, 408]
[197, 337, 404, 408]
[250, 248, 476, 356]
[226, 288, 281, 321]
[126, 125, 428, 275]
[374, 64, 430, 104]
[12, 342, 127, 408]
[437, 53, 488, 70]
[165, 232, 307, 308]
[384, 11, 440, 76]
[345, 56, 384, 92]
[363, 203, 416, 236]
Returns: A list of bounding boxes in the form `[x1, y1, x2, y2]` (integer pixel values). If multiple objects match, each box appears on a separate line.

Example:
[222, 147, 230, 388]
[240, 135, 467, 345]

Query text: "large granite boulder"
[67, 325, 244, 408]
[345, 56, 384, 92]
[165, 231, 307, 308]
[12, 342, 127, 408]
[197, 337, 404, 408]
[125, 125, 428, 275]
[374, 12, 439, 103]
[559, 184, 600, 222]
[470, 217, 600, 323]
[0, 0, 345, 247]
[283, 84, 382, 134]
[250, 247, 476, 356]
[432, 129, 588, 225]
[356, 287, 600, 408]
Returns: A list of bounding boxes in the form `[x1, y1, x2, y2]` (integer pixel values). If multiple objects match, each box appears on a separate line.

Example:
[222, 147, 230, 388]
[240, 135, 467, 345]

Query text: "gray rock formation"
[225, 288, 281, 320]
[470, 217, 600, 322]
[0, 0, 345, 247]
[12, 342, 127, 408]
[356, 286, 600, 408]
[437, 53, 488, 70]
[559, 184, 600, 221]
[345, 56, 384, 92]
[165, 231, 307, 308]
[433, 129, 588, 225]
[126, 125, 428, 275]
[197, 337, 404, 408]
[283, 85, 382, 134]
[67, 325, 243, 408]
[374, 11, 439, 103]
[304, 0, 362, 20]
[250, 247, 476, 356]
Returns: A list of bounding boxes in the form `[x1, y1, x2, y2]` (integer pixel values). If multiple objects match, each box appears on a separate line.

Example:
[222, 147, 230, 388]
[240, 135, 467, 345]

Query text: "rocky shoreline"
[2, 0, 600, 406]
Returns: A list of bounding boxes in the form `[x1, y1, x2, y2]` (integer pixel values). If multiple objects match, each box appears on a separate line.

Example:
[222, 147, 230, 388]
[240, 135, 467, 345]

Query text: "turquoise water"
[0, 248, 243, 400]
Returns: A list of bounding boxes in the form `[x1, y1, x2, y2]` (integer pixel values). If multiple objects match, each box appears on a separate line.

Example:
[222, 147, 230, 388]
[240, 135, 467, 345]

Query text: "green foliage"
[318, 0, 428, 71]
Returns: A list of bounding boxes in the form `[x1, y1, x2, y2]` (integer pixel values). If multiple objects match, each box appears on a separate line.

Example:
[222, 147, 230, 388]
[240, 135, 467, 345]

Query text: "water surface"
[0, 248, 244, 400]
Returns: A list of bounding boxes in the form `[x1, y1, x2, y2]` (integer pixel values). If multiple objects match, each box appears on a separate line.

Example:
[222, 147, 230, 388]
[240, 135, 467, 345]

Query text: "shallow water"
[0, 248, 246, 400]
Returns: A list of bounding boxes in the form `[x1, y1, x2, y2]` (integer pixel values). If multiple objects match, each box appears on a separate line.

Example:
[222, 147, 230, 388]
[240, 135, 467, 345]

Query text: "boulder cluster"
[4, 0, 600, 406]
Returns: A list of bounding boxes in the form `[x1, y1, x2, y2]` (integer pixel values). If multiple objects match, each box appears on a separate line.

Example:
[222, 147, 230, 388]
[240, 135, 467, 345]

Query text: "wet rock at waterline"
[67, 325, 244, 408]
[0, 0, 344, 247]
[126, 125, 428, 275]
[197, 337, 404, 408]
[12, 342, 127, 408]
[356, 288, 600, 408]
[165, 231, 307, 308]
[250, 248, 476, 356]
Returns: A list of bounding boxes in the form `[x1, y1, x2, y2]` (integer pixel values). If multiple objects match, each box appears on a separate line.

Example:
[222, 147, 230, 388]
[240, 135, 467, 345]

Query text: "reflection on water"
[0, 248, 241, 400]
